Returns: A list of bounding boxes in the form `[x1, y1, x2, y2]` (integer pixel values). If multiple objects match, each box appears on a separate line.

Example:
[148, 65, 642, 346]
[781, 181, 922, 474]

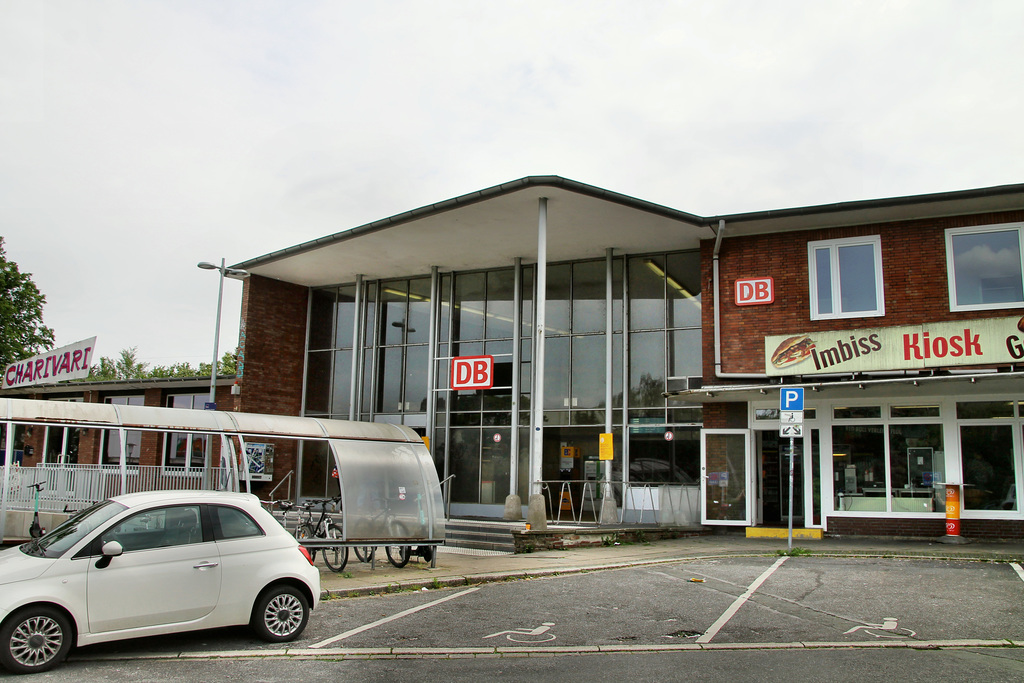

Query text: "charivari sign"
[3, 337, 96, 389]
[764, 317, 1024, 376]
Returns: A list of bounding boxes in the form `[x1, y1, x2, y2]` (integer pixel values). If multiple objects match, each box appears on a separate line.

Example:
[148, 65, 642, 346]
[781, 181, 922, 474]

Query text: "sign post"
[779, 388, 804, 550]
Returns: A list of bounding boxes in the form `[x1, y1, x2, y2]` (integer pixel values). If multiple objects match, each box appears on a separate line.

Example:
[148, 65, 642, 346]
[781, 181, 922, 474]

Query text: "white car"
[0, 490, 320, 674]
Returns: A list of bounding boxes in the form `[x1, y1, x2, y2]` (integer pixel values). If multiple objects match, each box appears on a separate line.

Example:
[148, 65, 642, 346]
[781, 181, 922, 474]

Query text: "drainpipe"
[713, 219, 768, 380]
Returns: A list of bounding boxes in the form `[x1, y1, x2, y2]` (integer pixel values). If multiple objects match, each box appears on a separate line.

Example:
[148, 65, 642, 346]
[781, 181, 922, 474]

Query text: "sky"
[2, 0, 1023, 369]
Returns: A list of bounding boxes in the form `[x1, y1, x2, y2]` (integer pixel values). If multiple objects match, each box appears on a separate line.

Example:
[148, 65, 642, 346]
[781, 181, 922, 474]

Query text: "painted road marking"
[310, 587, 481, 649]
[1011, 563, 1024, 583]
[484, 622, 556, 643]
[844, 617, 916, 638]
[696, 557, 788, 644]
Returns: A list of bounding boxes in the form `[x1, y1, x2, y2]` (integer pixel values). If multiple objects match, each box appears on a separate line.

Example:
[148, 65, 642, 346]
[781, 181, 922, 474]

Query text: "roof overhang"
[707, 183, 1024, 238]
[666, 370, 1024, 404]
[235, 176, 712, 287]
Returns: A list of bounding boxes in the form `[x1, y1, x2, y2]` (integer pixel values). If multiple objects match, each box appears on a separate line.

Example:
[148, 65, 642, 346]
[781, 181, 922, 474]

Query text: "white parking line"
[310, 587, 481, 649]
[1011, 563, 1024, 583]
[696, 557, 788, 644]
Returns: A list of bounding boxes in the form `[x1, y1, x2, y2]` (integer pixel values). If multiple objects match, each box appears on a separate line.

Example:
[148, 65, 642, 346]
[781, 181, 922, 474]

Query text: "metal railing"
[2, 463, 224, 513]
[536, 480, 697, 526]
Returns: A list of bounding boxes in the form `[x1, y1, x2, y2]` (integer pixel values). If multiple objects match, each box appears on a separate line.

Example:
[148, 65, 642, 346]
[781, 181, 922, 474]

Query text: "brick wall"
[702, 210, 1024, 380]
[236, 274, 310, 484]
[827, 516, 1024, 540]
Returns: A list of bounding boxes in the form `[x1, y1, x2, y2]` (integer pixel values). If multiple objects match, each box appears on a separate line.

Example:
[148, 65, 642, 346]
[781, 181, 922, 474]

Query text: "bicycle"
[284, 497, 348, 572]
[348, 498, 413, 568]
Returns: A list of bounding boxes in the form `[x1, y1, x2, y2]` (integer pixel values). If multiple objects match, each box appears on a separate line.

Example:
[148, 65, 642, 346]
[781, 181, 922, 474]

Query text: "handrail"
[440, 474, 455, 519]
[267, 471, 293, 502]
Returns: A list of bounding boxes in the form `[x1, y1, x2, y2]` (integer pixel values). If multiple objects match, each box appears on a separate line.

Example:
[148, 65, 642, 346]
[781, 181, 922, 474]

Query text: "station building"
[231, 176, 1024, 539]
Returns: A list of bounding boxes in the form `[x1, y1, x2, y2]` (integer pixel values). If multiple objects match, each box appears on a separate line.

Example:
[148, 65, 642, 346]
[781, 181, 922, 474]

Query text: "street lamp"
[198, 259, 249, 408]
[197, 259, 249, 488]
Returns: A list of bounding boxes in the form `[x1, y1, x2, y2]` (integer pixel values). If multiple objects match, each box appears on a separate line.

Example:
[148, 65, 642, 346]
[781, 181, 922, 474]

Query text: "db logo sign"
[735, 277, 774, 306]
[451, 355, 494, 390]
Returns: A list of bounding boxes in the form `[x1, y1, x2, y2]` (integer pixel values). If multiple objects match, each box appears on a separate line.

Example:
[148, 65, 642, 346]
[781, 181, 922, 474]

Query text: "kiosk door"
[700, 430, 753, 525]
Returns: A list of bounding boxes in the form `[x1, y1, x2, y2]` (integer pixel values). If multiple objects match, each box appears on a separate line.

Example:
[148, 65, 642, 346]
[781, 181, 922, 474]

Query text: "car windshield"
[21, 500, 127, 558]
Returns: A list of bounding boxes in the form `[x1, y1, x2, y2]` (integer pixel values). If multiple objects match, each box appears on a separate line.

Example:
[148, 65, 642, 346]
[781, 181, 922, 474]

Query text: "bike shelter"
[327, 431, 446, 547]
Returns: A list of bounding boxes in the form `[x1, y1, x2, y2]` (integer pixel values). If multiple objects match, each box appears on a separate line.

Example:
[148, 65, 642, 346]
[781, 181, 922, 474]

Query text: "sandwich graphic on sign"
[770, 335, 815, 368]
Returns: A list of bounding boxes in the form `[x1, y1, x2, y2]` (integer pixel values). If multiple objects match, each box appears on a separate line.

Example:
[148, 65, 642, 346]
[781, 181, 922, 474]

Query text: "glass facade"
[303, 252, 703, 513]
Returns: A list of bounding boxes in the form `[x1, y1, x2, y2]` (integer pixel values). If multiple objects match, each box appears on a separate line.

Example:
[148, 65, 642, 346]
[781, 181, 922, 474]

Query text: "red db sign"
[451, 355, 494, 390]
[735, 277, 774, 306]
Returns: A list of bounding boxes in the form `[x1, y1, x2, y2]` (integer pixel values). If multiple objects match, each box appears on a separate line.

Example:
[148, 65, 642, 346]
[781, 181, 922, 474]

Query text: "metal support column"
[600, 247, 619, 523]
[530, 198, 548, 497]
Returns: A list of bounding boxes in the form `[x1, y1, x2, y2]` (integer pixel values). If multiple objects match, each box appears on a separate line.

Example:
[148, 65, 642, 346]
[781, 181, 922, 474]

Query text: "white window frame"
[807, 235, 885, 321]
[945, 223, 1024, 312]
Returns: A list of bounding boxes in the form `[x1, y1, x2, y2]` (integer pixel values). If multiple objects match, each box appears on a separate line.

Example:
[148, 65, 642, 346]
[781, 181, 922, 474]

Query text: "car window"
[100, 505, 204, 552]
[24, 500, 127, 558]
[212, 505, 264, 540]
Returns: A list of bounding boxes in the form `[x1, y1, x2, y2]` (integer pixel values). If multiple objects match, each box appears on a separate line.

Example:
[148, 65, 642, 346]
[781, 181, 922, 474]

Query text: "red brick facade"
[701, 209, 1024, 383]
[700, 208, 1024, 540]
[236, 274, 310, 484]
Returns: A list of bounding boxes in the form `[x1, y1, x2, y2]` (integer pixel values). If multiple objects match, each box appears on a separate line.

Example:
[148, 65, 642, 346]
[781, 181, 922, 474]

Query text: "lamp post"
[197, 259, 249, 488]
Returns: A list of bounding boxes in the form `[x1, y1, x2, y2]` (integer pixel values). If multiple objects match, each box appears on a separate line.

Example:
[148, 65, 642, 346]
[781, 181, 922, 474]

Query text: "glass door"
[701, 430, 753, 525]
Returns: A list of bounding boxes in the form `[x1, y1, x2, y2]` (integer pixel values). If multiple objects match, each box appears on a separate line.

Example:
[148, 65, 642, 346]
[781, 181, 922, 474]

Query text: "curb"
[72, 639, 1023, 664]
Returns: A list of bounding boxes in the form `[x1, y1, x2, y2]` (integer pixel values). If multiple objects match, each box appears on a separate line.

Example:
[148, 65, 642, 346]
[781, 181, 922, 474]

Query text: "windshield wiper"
[20, 539, 44, 557]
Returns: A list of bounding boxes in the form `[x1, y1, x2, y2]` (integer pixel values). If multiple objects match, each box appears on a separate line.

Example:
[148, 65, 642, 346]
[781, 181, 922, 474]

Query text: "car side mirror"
[95, 540, 124, 569]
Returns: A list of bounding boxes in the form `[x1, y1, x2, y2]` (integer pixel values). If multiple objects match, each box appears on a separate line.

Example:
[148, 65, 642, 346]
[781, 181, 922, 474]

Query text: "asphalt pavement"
[318, 532, 1024, 599]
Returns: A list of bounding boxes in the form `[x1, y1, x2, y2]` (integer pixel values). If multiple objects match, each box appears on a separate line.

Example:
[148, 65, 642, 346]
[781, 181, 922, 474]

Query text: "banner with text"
[3, 337, 97, 389]
[765, 316, 1024, 376]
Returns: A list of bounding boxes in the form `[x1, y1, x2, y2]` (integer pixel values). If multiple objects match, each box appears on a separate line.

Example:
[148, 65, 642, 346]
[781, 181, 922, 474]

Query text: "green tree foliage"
[0, 237, 55, 367]
[88, 347, 150, 380]
[89, 347, 239, 380]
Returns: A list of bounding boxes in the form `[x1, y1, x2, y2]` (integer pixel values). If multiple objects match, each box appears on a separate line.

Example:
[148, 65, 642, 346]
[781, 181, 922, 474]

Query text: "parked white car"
[0, 490, 320, 674]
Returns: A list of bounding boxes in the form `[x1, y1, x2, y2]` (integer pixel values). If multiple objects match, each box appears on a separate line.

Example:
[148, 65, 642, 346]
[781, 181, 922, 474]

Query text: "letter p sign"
[451, 355, 494, 390]
[780, 387, 804, 411]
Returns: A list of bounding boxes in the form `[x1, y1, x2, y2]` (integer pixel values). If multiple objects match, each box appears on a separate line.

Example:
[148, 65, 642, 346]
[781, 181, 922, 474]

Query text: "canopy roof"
[0, 397, 421, 443]
[235, 175, 1024, 287]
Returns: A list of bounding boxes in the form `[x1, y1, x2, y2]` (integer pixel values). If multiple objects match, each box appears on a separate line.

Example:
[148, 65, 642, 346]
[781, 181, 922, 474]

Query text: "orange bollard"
[939, 484, 968, 544]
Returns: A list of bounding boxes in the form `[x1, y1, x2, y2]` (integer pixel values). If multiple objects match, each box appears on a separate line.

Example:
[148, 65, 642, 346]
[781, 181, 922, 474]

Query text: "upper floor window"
[946, 224, 1024, 311]
[808, 236, 884, 320]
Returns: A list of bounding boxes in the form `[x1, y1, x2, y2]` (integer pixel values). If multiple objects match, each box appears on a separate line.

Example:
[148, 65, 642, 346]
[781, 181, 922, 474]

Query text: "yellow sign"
[599, 433, 614, 461]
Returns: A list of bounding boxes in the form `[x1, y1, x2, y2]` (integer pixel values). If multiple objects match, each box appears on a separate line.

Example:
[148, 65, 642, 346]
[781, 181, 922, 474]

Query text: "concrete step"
[445, 519, 517, 553]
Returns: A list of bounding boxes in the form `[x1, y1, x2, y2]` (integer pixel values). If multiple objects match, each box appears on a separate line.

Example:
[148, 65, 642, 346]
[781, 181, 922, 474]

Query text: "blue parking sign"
[780, 387, 804, 411]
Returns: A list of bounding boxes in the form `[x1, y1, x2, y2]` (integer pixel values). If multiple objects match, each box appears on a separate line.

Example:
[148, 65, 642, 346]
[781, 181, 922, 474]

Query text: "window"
[164, 393, 210, 471]
[808, 236, 884, 320]
[101, 505, 204, 551]
[212, 505, 263, 540]
[103, 396, 144, 465]
[946, 224, 1024, 311]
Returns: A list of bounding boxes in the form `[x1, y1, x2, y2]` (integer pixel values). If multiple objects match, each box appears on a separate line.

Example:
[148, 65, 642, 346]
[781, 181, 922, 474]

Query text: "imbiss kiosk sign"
[451, 355, 494, 390]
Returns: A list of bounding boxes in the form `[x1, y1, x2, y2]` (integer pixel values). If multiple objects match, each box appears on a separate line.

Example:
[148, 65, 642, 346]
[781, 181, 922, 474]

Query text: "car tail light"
[298, 545, 315, 565]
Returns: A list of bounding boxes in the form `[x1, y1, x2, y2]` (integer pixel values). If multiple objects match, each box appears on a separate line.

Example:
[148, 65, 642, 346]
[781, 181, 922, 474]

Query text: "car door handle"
[193, 561, 220, 570]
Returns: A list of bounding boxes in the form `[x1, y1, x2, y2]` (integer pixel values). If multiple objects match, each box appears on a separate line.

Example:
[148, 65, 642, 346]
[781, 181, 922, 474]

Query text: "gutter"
[713, 219, 768, 380]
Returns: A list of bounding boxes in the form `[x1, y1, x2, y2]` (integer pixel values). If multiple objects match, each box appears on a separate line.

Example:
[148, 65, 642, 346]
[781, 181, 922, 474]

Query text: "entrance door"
[757, 431, 804, 526]
[700, 430, 753, 525]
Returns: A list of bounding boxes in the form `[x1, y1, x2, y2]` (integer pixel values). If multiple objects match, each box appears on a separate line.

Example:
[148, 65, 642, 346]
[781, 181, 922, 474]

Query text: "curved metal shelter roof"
[0, 397, 421, 443]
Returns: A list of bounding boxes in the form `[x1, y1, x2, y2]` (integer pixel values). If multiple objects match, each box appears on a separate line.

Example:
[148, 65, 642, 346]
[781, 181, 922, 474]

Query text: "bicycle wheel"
[385, 545, 410, 568]
[321, 523, 348, 573]
[353, 546, 374, 563]
[295, 523, 317, 561]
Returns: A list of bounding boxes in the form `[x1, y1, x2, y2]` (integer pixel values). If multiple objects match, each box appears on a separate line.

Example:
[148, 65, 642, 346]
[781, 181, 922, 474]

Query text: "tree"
[0, 237, 55, 368]
[89, 347, 240, 380]
[89, 347, 150, 380]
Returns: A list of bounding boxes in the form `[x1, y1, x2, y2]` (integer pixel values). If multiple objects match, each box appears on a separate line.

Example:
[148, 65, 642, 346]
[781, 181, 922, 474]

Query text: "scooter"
[28, 481, 45, 538]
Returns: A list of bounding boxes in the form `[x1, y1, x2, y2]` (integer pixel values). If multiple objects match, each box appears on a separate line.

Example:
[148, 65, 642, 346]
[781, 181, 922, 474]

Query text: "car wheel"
[0, 606, 74, 674]
[251, 585, 310, 643]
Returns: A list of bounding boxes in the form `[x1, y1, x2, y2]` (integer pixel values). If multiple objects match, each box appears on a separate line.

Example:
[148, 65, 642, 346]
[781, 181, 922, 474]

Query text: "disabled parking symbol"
[844, 617, 916, 638]
[484, 622, 556, 643]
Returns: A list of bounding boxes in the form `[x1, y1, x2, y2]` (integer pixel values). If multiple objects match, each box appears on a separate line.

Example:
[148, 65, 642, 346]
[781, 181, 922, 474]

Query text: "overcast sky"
[2, 0, 1023, 369]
